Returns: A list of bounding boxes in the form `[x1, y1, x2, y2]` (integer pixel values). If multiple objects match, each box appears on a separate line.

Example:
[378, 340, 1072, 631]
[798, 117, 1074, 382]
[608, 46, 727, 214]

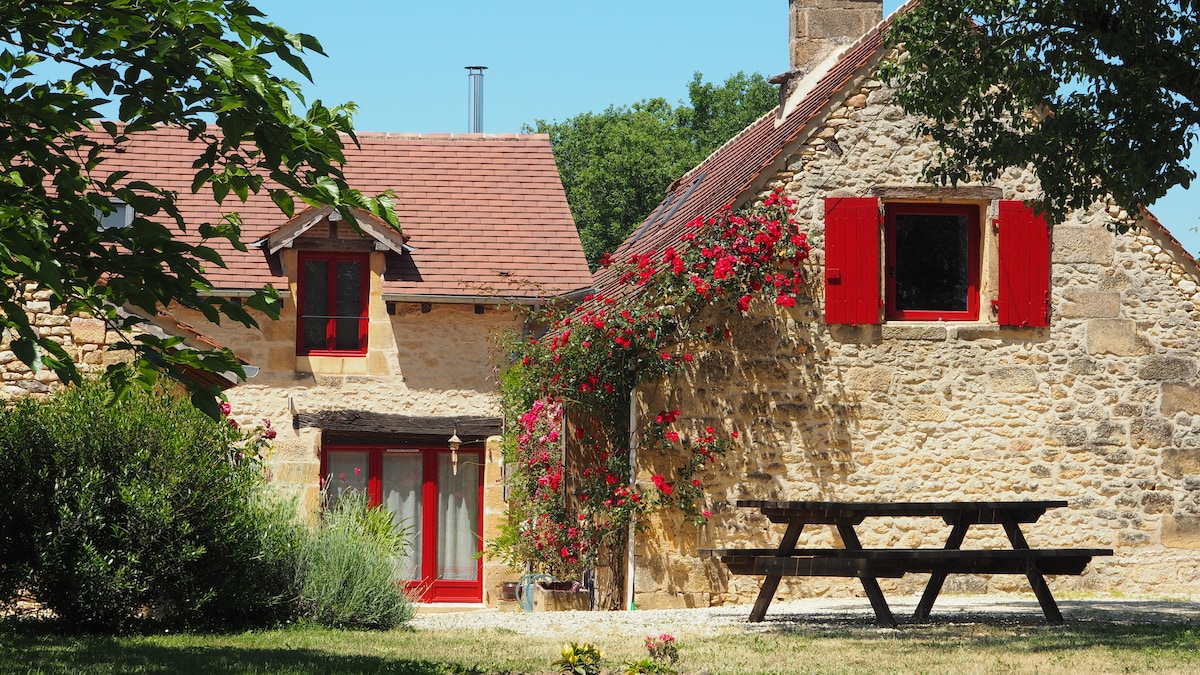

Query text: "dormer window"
[96, 200, 134, 229]
[297, 252, 369, 355]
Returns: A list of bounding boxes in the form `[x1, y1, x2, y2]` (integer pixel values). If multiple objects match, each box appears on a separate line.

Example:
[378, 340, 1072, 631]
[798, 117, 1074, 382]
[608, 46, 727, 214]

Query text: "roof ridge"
[353, 132, 548, 141]
[673, 0, 914, 192]
[1138, 207, 1200, 280]
[87, 123, 548, 143]
[671, 104, 780, 189]
[593, 0, 907, 295]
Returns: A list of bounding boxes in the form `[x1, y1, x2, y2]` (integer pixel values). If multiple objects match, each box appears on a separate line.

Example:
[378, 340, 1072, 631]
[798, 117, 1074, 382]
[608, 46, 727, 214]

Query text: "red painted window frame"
[320, 446, 485, 603]
[884, 202, 981, 322]
[296, 251, 370, 356]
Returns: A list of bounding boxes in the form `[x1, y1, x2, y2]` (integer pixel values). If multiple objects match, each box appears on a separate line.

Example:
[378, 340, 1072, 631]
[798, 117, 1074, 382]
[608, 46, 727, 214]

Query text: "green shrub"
[0, 380, 302, 631]
[296, 490, 414, 630]
[0, 396, 49, 610]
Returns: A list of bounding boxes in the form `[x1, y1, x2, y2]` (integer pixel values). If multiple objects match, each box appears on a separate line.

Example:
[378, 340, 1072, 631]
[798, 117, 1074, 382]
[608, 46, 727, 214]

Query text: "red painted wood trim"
[296, 251, 370, 356]
[997, 201, 1051, 327]
[824, 197, 881, 325]
[321, 445, 485, 603]
[884, 202, 981, 321]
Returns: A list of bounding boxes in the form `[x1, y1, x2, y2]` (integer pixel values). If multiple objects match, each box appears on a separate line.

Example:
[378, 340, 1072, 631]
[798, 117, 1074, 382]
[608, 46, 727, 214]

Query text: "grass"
[2, 616, 1198, 674]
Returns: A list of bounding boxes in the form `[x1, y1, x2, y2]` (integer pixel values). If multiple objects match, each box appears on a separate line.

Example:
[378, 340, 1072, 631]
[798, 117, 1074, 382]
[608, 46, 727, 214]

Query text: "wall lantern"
[448, 429, 461, 474]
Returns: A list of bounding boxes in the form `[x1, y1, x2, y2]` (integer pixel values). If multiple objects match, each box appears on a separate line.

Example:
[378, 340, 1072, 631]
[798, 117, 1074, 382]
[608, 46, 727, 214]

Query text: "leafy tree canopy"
[0, 0, 397, 415]
[527, 71, 778, 269]
[883, 0, 1200, 225]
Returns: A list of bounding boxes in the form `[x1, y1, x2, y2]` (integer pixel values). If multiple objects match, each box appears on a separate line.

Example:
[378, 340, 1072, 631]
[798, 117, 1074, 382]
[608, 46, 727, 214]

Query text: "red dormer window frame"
[296, 251, 370, 356]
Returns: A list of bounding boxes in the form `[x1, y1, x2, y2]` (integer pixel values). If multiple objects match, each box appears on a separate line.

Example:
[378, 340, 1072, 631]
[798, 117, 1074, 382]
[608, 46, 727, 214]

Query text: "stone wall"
[789, 0, 883, 72]
[630, 69, 1200, 608]
[0, 285, 116, 397]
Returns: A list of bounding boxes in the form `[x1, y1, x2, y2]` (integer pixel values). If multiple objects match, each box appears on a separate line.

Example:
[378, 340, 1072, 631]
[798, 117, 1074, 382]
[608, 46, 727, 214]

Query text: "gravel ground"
[412, 594, 1200, 638]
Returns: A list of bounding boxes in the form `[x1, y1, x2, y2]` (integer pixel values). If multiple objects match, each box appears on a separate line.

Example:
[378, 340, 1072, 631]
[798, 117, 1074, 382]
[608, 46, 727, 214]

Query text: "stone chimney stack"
[789, 0, 883, 73]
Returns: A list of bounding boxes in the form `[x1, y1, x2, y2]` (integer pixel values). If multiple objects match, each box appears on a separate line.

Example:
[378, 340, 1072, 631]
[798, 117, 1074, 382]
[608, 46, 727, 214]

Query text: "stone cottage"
[0, 128, 594, 604]
[593, 0, 1200, 609]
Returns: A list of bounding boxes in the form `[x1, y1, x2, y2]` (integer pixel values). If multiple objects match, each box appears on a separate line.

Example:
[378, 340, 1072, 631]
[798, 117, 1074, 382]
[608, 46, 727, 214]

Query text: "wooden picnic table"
[702, 500, 1113, 627]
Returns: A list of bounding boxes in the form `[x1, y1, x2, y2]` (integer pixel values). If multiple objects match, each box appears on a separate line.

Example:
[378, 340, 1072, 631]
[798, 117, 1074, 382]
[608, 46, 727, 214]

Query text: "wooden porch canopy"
[294, 410, 503, 448]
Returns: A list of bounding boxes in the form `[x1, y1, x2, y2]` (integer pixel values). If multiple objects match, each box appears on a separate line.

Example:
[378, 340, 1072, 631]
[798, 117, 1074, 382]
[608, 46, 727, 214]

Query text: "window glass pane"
[436, 452, 480, 581]
[302, 260, 329, 350]
[894, 214, 970, 312]
[324, 451, 369, 509]
[382, 454, 423, 581]
[334, 317, 361, 351]
[334, 261, 363, 351]
[96, 202, 134, 229]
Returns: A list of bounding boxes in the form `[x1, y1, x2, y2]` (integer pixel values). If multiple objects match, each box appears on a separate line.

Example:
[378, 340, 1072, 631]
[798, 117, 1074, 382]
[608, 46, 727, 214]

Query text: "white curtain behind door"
[325, 451, 369, 507]
[436, 452, 479, 581]
[382, 454, 422, 581]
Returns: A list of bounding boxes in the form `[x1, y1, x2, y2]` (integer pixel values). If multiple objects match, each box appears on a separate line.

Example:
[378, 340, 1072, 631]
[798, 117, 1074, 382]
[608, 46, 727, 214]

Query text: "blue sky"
[252, 0, 1198, 255]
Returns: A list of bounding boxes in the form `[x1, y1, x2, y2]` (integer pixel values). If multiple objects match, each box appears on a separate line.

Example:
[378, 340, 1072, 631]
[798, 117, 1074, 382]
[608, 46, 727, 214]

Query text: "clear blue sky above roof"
[254, 0, 1196, 254]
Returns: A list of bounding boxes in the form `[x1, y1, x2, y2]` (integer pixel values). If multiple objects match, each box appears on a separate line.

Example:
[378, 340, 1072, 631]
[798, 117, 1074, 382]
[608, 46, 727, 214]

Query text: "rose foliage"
[497, 189, 809, 579]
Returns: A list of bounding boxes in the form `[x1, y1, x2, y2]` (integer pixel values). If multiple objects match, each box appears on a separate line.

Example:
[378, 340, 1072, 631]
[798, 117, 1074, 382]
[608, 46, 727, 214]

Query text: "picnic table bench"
[701, 500, 1112, 627]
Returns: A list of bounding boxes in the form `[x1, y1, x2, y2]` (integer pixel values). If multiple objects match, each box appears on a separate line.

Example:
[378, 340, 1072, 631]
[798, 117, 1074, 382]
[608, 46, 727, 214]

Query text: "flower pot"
[533, 581, 590, 611]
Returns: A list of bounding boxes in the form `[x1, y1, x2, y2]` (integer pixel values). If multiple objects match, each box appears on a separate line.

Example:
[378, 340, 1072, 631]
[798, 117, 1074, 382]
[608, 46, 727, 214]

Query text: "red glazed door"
[324, 446, 484, 603]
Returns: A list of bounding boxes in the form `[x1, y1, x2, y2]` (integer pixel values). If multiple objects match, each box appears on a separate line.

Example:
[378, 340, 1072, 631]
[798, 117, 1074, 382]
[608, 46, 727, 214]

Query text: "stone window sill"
[881, 322, 1044, 341]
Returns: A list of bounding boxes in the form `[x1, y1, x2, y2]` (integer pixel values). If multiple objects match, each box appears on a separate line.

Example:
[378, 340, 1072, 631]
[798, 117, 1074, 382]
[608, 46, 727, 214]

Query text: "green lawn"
[3, 618, 1199, 674]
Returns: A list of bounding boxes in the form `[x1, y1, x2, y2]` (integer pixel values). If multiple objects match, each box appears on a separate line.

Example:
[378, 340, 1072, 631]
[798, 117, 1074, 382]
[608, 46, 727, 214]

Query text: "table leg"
[1001, 516, 1064, 624]
[836, 522, 897, 628]
[914, 519, 971, 621]
[1024, 560, 1065, 624]
[748, 575, 782, 623]
[748, 521, 805, 622]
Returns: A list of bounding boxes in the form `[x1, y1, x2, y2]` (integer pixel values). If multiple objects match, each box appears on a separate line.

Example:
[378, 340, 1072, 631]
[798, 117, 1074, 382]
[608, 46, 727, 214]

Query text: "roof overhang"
[381, 285, 595, 307]
[256, 205, 408, 255]
[116, 306, 253, 391]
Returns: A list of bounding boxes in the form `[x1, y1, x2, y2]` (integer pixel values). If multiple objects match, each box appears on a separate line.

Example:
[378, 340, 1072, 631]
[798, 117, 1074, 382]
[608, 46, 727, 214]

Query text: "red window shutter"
[824, 197, 881, 324]
[997, 200, 1051, 327]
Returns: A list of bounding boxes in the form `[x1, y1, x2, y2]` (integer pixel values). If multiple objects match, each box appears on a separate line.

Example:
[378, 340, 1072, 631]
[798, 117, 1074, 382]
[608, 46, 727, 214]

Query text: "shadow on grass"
[752, 597, 1200, 654]
[1, 634, 499, 675]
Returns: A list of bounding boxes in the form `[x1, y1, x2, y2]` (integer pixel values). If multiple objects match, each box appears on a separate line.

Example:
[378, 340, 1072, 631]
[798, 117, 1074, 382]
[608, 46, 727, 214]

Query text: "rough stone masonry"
[629, 65, 1200, 609]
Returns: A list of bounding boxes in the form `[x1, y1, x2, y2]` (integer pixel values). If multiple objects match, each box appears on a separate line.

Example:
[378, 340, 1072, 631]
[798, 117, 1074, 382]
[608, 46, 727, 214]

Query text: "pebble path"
[412, 594, 1200, 638]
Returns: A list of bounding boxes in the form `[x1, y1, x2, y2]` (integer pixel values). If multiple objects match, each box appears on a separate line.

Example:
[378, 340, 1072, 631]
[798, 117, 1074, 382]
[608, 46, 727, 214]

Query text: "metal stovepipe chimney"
[466, 66, 487, 133]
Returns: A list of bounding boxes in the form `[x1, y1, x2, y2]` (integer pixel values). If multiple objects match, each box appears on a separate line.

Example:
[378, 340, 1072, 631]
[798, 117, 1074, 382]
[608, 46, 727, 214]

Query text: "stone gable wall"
[631, 70, 1200, 609]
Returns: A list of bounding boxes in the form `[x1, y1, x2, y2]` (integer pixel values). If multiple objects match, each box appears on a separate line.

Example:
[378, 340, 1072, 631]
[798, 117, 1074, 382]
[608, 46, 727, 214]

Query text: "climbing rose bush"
[510, 400, 590, 579]
[500, 189, 808, 577]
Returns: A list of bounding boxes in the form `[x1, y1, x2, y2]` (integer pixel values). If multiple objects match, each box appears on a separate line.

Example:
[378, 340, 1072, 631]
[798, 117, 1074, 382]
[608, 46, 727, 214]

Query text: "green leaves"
[0, 0, 395, 407]
[884, 0, 1200, 224]
[208, 52, 235, 78]
[529, 72, 778, 269]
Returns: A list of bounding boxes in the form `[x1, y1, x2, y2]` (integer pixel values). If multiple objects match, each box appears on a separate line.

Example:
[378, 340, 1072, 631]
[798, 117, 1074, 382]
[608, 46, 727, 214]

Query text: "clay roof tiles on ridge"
[89, 129, 593, 300]
[596, 0, 1197, 303]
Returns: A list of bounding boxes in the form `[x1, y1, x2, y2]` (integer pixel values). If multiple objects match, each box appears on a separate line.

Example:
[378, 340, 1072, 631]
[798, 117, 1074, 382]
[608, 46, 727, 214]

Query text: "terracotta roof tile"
[89, 129, 594, 300]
